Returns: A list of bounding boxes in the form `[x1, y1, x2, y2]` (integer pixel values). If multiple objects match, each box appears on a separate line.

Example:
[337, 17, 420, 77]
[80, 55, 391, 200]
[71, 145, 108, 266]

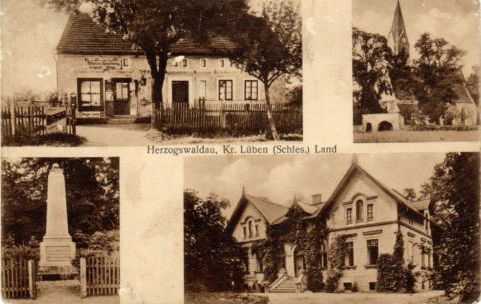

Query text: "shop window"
[245, 80, 258, 100]
[356, 200, 364, 222]
[219, 80, 233, 101]
[346, 241, 354, 266]
[346, 208, 352, 225]
[367, 204, 374, 221]
[77, 78, 103, 110]
[367, 239, 379, 265]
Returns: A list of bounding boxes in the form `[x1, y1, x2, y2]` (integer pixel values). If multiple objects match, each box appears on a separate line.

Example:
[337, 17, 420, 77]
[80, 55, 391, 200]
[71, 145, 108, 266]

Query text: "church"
[360, 1, 478, 132]
[227, 157, 433, 292]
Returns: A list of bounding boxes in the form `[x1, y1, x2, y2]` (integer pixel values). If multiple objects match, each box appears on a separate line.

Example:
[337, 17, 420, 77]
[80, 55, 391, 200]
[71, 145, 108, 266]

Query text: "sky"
[0, 0, 280, 98]
[184, 153, 447, 217]
[353, 0, 480, 75]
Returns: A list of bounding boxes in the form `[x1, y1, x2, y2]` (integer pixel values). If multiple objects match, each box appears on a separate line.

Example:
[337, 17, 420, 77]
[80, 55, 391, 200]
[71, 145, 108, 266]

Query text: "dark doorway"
[366, 123, 372, 132]
[172, 81, 189, 104]
[378, 121, 393, 131]
[112, 79, 131, 115]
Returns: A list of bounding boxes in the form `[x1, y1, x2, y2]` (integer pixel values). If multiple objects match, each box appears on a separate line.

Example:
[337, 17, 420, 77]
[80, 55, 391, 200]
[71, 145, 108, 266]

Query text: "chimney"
[311, 194, 323, 205]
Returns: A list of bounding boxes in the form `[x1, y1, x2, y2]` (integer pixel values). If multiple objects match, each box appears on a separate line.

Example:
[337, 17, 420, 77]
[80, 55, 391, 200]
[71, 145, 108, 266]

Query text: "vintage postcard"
[1, 0, 480, 303]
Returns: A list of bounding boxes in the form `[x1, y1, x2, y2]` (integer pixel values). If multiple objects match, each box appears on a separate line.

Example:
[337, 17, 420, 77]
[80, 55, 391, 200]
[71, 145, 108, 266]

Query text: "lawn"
[354, 130, 479, 143]
[185, 292, 269, 304]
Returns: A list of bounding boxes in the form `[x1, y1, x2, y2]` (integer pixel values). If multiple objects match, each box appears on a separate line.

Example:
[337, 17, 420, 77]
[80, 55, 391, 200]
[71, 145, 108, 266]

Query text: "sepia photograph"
[2, 0, 302, 146]
[1, 158, 120, 303]
[184, 153, 479, 303]
[352, 0, 480, 143]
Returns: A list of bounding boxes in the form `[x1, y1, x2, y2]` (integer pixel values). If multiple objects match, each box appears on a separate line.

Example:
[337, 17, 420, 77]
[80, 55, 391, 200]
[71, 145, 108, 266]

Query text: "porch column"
[284, 243, 295, 277]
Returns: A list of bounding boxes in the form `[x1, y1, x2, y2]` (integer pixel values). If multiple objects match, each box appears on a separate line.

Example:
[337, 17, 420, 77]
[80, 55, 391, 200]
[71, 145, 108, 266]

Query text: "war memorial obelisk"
[39, 164, 76, 274]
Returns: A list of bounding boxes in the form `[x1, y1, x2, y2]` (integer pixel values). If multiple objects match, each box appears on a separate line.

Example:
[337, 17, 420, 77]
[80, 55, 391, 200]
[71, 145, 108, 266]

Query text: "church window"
[356, 200, 363, 222]
[367, 239, 379, 265]
[346, 208, 352, 224]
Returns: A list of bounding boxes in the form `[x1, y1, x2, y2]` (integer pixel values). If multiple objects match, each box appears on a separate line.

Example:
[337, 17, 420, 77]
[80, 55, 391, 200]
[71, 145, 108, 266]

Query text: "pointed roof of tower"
[390, 1, 408, 39]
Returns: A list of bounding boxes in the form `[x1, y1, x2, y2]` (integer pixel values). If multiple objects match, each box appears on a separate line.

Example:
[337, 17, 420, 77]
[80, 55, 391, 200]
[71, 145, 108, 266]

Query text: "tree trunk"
[264, 83, 280, 140]
[151, 76, 163, 129]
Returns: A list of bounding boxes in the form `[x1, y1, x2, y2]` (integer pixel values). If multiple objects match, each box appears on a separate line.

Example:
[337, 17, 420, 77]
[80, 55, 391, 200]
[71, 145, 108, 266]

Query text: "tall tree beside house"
[45, 0, 249, 129]
[466, 65, 479, 106]
[411, 33, 466, 123]
[227, 0, 302, 140]
[402, 188, 417, 202]
[429, 153, 479, 302]
[184, 190, 245, 291]
[1, 158, 119, 245]
[352, 28, 393, 116]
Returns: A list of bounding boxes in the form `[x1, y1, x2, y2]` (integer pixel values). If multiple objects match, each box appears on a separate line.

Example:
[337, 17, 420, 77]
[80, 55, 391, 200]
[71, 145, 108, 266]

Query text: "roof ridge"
[245, 194, 288, 209]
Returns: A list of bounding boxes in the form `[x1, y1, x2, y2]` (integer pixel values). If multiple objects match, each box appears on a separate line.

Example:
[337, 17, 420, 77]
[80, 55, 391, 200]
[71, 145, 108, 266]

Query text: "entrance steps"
[268, 275, 297, 293]
[109, 116, 136, 124]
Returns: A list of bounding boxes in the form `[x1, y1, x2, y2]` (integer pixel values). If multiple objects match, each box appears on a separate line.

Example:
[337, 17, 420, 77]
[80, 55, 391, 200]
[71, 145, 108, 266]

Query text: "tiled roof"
[244, 195, 289, 224]
[410, 199, 430, 212]
[57, 13, 235, 55]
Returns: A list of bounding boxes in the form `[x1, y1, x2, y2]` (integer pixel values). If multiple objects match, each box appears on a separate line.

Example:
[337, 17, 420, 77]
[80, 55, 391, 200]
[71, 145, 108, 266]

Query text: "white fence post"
[80, 257, 87, 298]
[27, 259, 36, 299]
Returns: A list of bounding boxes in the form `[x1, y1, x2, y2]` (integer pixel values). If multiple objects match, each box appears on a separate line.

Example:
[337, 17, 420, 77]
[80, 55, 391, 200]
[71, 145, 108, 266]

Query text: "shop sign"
[80, 111, 102, 118]
[84, 57, 122, 72]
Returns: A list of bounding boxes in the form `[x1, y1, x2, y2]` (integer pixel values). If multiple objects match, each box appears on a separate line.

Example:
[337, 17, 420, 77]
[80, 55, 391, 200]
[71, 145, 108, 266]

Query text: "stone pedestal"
[39, 164, 76, 271]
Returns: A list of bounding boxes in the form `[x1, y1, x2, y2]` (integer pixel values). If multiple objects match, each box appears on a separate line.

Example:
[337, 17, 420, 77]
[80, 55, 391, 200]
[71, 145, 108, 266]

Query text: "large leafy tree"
[352, 28, 393, 116]
[1, 158, 119, 244]
[429, 153, 479, 302]
[227, 0, 302, 140]
[184, 190, 245, 291]
[412, 33, 465, 123]
[45, 0, 248, 129]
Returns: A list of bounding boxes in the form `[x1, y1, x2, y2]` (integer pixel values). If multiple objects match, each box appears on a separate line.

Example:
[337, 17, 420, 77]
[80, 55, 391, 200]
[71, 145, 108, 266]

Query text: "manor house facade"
[227, 159, 433, 292]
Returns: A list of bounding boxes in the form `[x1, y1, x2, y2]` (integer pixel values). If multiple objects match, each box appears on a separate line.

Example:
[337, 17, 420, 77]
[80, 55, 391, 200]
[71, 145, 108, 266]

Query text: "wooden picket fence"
[1, 258, 36, 299]
[80, 255, 120, 297]
[158, 102, 302, 135]
[1, 105, 76, 143]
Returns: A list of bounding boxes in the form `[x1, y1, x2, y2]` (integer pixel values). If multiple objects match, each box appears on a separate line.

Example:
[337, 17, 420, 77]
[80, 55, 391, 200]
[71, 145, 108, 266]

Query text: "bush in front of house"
[377, 231, 416, 293]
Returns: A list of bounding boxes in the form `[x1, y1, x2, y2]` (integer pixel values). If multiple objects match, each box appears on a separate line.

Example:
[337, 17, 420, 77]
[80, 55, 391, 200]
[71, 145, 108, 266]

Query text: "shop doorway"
[113, 79, 131, 115]
[172, 81, 189, 105]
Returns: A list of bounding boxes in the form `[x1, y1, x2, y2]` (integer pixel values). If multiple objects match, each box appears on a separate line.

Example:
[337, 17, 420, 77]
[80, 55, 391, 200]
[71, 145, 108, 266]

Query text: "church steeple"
[388, 0, 410, 57]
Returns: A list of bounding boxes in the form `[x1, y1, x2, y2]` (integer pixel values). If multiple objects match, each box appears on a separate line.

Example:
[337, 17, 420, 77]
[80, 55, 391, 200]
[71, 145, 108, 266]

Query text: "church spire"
[388, 0, 410, 57]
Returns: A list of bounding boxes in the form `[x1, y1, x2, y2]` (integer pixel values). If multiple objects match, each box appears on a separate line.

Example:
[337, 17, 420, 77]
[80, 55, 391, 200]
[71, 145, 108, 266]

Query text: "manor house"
[56, 13, 287, 122]
[227, 158, 433, 292]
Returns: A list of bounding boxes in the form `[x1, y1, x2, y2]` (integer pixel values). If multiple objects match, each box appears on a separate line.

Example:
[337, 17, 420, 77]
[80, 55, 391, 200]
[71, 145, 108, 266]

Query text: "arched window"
[248, 220, 253, 238]
[356, 199, 363, 222]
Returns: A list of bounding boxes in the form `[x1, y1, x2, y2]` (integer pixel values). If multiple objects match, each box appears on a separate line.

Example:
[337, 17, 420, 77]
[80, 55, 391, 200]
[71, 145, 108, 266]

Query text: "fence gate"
[80, 255, 120, 298]
[1, 258, 37, 299]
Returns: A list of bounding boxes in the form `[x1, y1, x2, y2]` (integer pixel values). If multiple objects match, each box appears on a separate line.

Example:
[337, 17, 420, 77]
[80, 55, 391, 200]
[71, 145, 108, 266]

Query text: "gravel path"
[6, 280, 119, 304]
